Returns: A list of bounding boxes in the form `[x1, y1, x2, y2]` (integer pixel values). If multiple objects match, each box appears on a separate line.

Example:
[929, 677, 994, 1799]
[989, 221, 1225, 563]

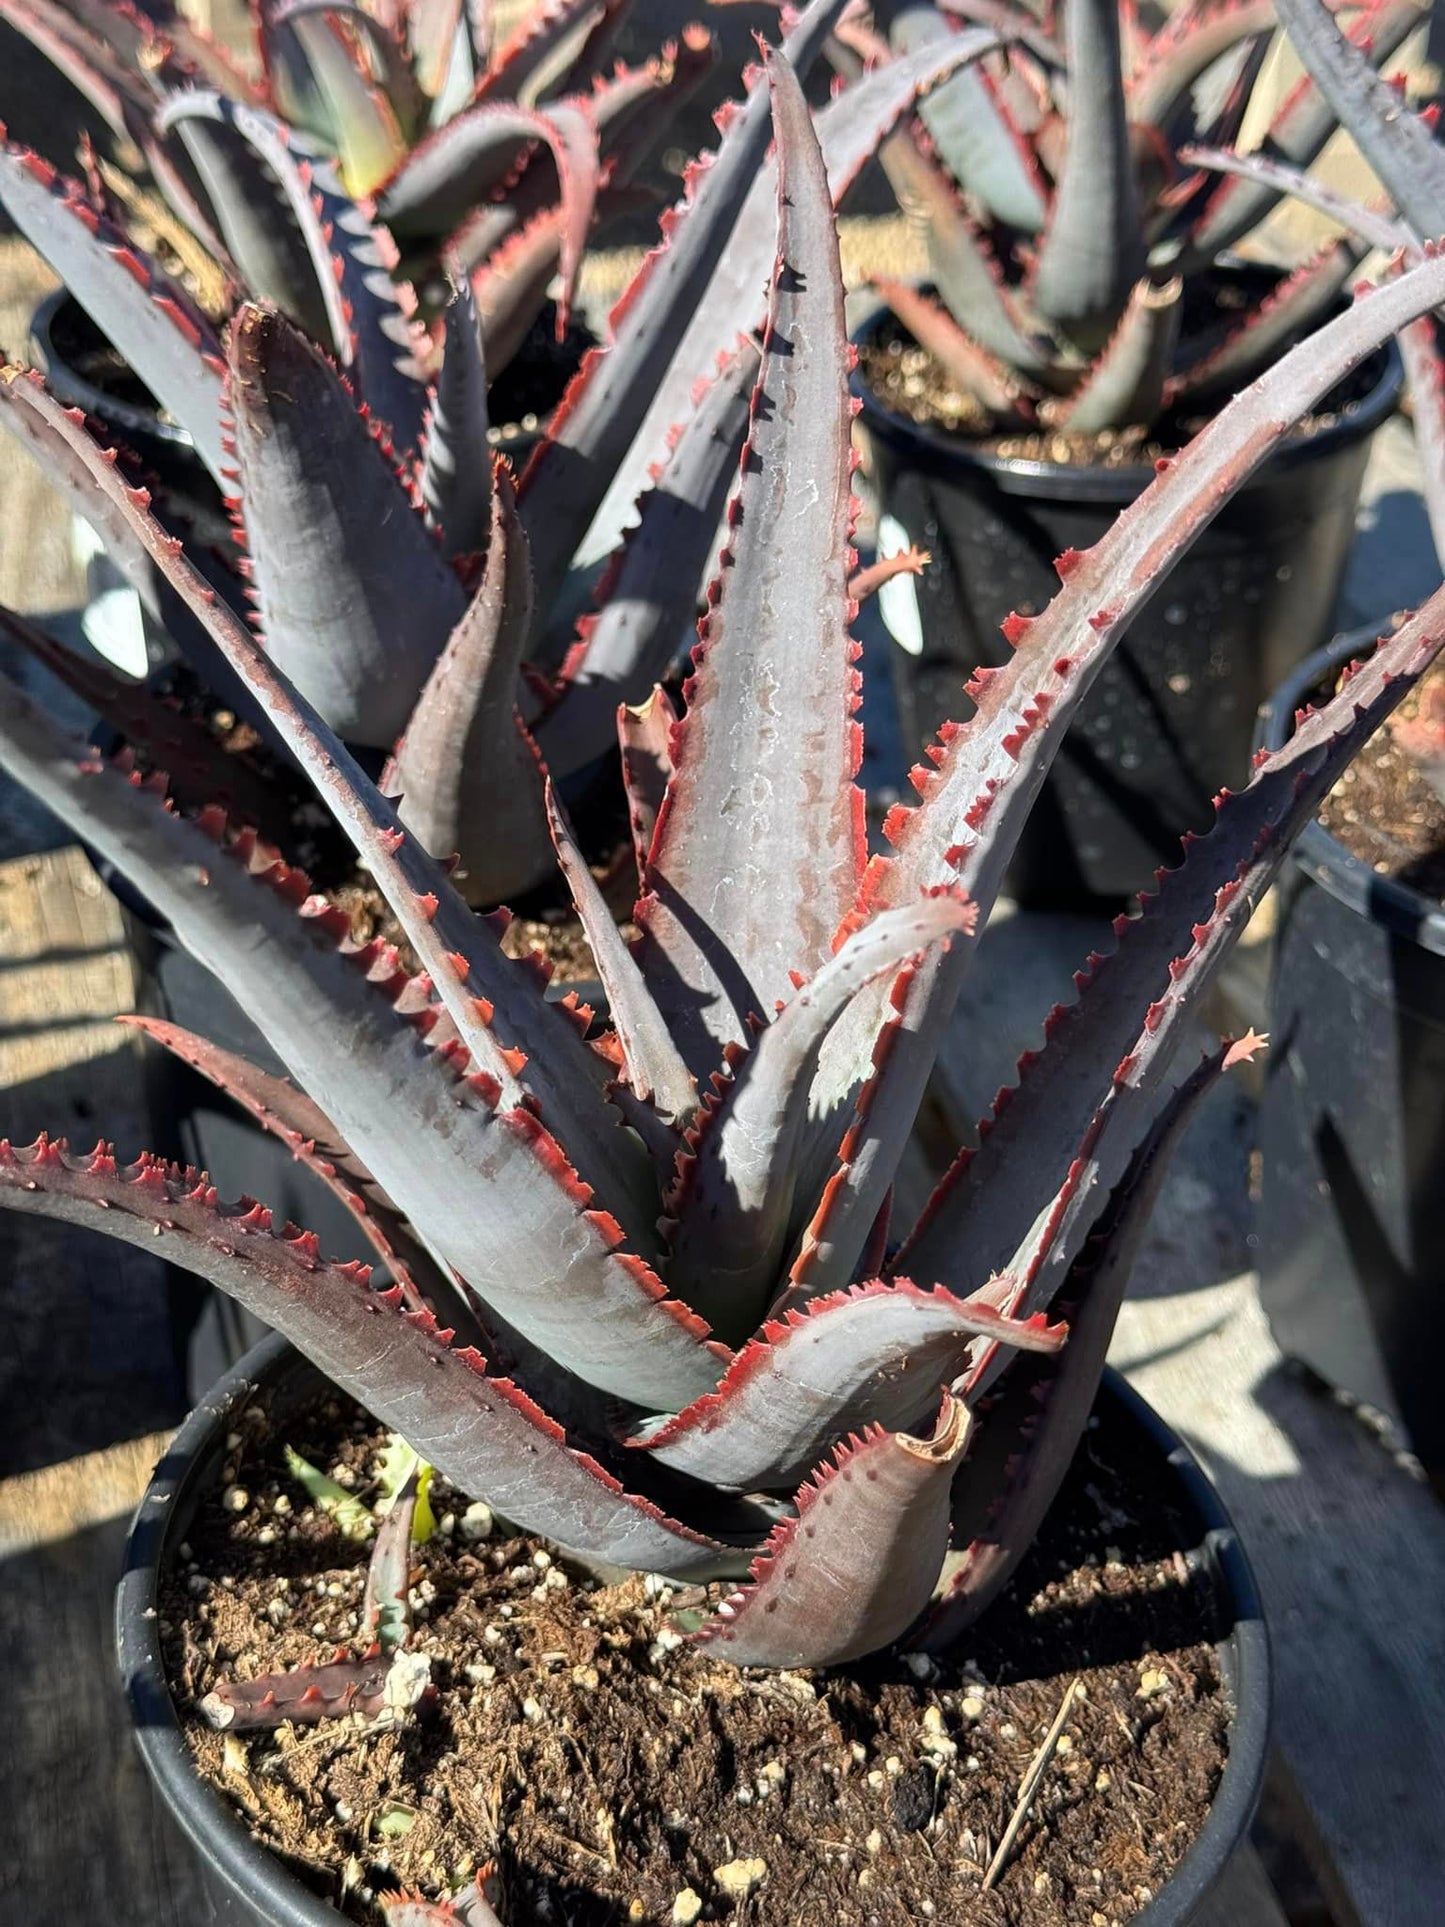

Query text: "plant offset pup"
[858, 0, 1425, 434]
[4, 57, 1445, 1709]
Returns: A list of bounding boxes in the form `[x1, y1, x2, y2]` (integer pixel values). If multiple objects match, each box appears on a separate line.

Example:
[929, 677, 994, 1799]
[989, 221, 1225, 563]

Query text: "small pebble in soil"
[920, 1705, 957, 1761]
[672, 1892, 703, 1927]
[221, 1486, 248, 1513]
[459, 1501, 493, 1542]
[714, 1858, 767, 1903]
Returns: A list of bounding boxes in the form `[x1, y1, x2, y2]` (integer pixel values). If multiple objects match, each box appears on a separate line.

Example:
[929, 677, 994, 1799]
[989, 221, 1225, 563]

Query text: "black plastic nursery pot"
[852, 286, 1403, 908]
[31, 288, 231, 544]
[117, 1332, 1270, 1927]
[1254, 628, 1445, 1481]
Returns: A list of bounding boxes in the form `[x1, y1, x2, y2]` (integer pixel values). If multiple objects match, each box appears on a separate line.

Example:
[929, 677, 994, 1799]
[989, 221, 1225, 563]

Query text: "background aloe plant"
[0, 0, 723, 354]
[0, 0, 995, 903]
[4, 48, 1445, 1719]
[1182, 0, 1445, 572]
[852, 0, 1428, 436]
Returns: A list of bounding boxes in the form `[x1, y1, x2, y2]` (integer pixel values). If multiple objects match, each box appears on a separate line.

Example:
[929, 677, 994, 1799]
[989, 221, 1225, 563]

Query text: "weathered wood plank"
[0, 1434, 213, 1927]
[1113, 1278, 1445, 1927]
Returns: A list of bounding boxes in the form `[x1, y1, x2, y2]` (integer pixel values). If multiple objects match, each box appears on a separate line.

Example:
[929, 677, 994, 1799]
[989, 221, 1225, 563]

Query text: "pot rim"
[30, 288, 578, 458]
[849, 278, 1404, 500]
[118, 1332, 1270, 1927]
[1255, 622, 1445, 958]
[31, 286, 198, 451]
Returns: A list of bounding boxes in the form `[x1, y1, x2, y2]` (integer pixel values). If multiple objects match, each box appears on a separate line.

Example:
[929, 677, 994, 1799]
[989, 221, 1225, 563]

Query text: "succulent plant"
[0, 0, 725, 359]
[0, 0, 990, 903]
[4, 52, 1445, 1715]
[850, 0, 1427, 436]
[1183, 0, 1445, 569]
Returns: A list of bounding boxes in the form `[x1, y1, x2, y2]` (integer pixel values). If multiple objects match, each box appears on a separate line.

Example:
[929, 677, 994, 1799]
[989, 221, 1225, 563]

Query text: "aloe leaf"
[618, 687, 675, 886]
[1177, 141, 1411, 256]
[403, 0, 459, 98]
[877, 0, 1048, 230]
[1274, 0, 1444, 240]
[161, 9, 273, 106]
[544, 780, 696, 1123]
[117, 1014, 447, 1311]
[1399, 317, 1445, 571]
[664, 895, 977, 1341]
[512, 0, 854, 609]
[0, 0, 150, 146]
[1126, 0, 1275, 129]
[552, 24, 1000, 599]
[285, 1442, 376, 1537]
[0, 603, 283, 833]
[1029, 0, 1145, 348]
[873, 275, 1034, 420]
[919, 1038, 1256, 1648]
[200, 1650, 407, 1730]
[1051, 275, 1181, 433]
[875, 130, 1048, 375]
[226, 305, 464, 747]
[0, 143, 228, 479]
[382, 1877, 503, 1926]
[534, 340, 759, 781]
[898, 595, 1445, 1316]
[275, 0, 427, 142]
[1170, 237, 1362, 401]
[284, 7, 408, 194]
[466, 207, 561, 373]
[632, 1279, 1062, 1494]
[542, 0, 632, 98]
[694, 1394, 970, 1667]
[479, 0, 614, 105]
[0, 1137, 728, 1569]
[792, 244, 1445, 1306]
[418, 278, 492, 559]
[364, 1464, 420, 1651]
[387, 460, 555, 902]
[253, 0, 334, 137]
[378, 96, 598, 328]
[1179, 0, 1422, 267]
[633, 52, 863, 1077]
[157, 91, 427, 450]
[160, 89, 338, 346]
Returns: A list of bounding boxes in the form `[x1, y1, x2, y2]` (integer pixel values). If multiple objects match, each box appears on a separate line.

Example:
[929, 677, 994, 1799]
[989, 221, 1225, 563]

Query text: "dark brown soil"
[1318, 658, 1445, 901]
[161, 1387, 1232, 1927]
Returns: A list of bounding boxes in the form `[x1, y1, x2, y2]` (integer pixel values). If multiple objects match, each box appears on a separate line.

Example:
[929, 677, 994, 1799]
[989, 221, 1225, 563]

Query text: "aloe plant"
[0, 0, 994, 901]
[4, 56, 1445, 1730]
[1183, 0, 1445, 571]
[854, 0, 1427, 435]
[0, 0, 723, 354]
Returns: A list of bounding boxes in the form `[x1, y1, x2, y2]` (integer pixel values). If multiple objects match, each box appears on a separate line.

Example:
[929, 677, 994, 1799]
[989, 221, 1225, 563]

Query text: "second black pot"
[1255, 627, 1445, 1482]
[853, 289, 1403, 907]
[118, 1332, 1270, 1926]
